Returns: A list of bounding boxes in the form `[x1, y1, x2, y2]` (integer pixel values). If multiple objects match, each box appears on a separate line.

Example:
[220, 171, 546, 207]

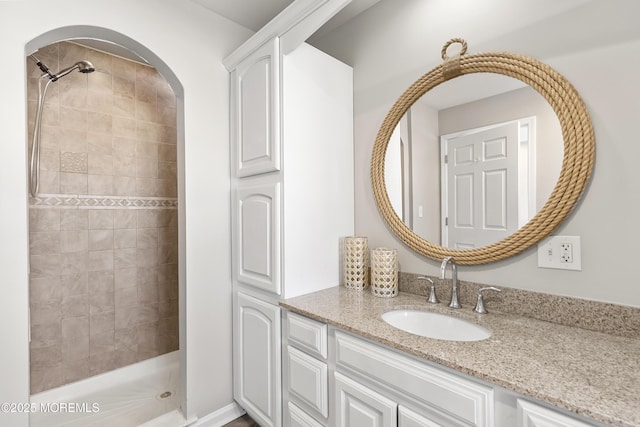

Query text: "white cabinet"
[517, 399, 597, 427]
[284, 311, 330, 426]
[230, 38, 354, 299]
[234, 177, 282, 294]
[331, 329, 489, 427]
[287, 346, 328, 418]
[231, 38, 280, 177]
[229, 31, 353, 427]
[398, 406, 443, 427]
[334, 372, 397, 427]
[281, 313, 607, 427]
[287, 402, 325, 427]
[334, 330, 494, 427]
[233, 292, 281, 427]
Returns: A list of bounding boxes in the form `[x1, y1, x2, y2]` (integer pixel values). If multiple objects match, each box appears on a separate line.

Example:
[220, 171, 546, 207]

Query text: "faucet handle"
[473, 286, 501, 314]
[417, 276, 439, 304]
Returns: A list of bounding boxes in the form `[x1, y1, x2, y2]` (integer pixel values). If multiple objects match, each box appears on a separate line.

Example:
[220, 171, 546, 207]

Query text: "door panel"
[398, 405, 443, 427]
[233, 38, 280, 176]
[233, 179, 281, 294]
[286, 346, 328, 417]
[234, 292, 281, 427]
[287, 402, 324, 427]
[334, 372, 397, 427]
[444, 122, 519, 248]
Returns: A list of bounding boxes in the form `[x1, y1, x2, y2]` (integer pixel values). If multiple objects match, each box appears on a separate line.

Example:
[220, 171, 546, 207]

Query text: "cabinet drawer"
[287, 402, 325, 427]
[335, 331, 493, 427]
[286, 312, 328, 359]
[517, 399, 596, 427]
[286, 346, 328, 418]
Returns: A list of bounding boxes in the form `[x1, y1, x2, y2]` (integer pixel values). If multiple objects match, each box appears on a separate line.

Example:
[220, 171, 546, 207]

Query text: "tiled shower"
[27, 41, 179, 394]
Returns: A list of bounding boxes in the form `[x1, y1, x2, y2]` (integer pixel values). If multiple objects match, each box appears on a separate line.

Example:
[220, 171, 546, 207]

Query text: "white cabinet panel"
[335, 331, 493, 427]
[234, 292, 281, 427]
[232, 38, 280, 176]
[398, 405, 444, 427]
[517, 399, 597, 427]
[286, 346, 328, 418]
[286, 311, 328, 359]
[335, 372, 397, 427]
[233, 179, 281, 294]
[287, 402, 325, 427]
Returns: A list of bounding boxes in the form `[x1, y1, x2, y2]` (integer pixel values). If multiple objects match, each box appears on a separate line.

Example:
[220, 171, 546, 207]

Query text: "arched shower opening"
[26, 29, 185, 426]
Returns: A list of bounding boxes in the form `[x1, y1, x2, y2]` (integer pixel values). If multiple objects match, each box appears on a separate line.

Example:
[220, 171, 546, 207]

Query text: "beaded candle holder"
[343, 237, 369, 290]
[370, 248, 398, 297]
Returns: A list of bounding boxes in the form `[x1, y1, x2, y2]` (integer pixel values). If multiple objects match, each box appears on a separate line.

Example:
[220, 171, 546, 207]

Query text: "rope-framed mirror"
[370, 38, 595, 265]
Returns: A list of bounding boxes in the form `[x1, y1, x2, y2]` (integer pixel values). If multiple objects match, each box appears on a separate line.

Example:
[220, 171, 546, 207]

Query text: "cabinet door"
[287, 402, 325, 427]
[233, 178, 281, 294]
[286, 346, 328, 417]
[234, 292, 281, 427]
[517, 399, 596, 427]
[398, 405, 443, 427]
[232, 37, 281, 177]
[334, 372, 397, 427]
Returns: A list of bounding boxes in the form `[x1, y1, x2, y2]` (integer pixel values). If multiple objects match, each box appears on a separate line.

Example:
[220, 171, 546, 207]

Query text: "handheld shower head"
[77, 60, 96, 73]
[52, 60, 95, 81]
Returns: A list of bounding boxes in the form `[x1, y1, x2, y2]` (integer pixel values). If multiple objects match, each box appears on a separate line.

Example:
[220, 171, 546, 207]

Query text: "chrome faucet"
[440, 256, 460, 309]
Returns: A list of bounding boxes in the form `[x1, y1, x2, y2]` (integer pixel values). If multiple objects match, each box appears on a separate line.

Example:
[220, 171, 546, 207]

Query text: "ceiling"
[71, 0, 381, 65]
[190, 0, 295, 32]
[189, 0, 383, 34]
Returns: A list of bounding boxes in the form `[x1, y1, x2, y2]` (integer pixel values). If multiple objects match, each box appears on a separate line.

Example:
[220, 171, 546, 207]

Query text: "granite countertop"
[281, 286, 640, 427]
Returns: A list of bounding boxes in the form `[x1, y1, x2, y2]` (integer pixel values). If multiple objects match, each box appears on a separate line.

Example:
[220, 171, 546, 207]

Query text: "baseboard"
[188, 402, 246, 427]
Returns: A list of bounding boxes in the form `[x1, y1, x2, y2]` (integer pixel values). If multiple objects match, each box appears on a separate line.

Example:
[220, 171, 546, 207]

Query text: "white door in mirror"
[537, 235, 582, 271]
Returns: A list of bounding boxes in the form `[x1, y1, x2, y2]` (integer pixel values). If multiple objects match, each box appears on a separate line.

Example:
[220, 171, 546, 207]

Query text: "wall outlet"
[537, 236, 581, 271]
[559, 243, 573, 263]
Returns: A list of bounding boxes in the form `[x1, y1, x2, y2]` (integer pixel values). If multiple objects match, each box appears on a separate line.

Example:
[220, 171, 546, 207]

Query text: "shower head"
[51, 60, 95, 81]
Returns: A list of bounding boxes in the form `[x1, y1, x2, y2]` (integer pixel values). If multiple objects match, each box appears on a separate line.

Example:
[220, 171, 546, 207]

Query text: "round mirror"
[371, 39, 595, 264]
[386, 74, 563, 248]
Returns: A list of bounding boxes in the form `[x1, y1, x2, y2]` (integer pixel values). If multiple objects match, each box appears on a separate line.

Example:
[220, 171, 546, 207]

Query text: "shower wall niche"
[27, 41, 179, 394]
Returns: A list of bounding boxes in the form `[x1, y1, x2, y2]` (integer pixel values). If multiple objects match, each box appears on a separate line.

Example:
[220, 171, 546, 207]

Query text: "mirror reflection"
[385, 73, 563, 249]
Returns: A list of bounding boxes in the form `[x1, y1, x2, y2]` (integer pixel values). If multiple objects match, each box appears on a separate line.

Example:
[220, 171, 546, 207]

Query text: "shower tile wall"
[28, 42, 178, 394]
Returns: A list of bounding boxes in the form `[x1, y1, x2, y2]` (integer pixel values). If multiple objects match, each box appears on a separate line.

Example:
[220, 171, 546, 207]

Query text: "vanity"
[281, 286, 640, 427]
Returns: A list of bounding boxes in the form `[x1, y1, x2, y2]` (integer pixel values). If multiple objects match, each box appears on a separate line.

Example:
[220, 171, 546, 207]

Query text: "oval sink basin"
[381, 309, 492, 342]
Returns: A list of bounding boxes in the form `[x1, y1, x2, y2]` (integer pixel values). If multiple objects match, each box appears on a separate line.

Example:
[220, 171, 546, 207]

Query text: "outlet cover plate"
[537, 236, 582, 271]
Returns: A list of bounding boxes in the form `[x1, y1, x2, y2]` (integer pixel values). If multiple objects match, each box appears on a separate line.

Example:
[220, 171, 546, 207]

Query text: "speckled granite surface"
[281, 286, 640, 427]
[399, 272, 640, 339]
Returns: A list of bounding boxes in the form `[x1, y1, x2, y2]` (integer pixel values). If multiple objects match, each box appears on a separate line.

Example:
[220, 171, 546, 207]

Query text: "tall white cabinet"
[225, 12, 354, 425]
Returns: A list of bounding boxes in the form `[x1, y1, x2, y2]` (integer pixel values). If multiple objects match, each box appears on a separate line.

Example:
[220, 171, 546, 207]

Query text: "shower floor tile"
[30, 354, 180, 427]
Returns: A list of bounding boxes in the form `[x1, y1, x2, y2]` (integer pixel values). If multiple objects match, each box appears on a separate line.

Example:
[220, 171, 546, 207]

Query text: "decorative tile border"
[29, 193, 178, 209]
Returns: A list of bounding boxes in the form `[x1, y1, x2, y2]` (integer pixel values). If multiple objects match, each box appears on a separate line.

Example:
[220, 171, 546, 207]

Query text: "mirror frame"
[371, 39, 595, 264]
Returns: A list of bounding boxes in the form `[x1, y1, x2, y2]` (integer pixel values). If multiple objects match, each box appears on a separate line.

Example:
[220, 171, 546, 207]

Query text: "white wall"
[0, 1, 252, 424]
[311, 0, 640, 307]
